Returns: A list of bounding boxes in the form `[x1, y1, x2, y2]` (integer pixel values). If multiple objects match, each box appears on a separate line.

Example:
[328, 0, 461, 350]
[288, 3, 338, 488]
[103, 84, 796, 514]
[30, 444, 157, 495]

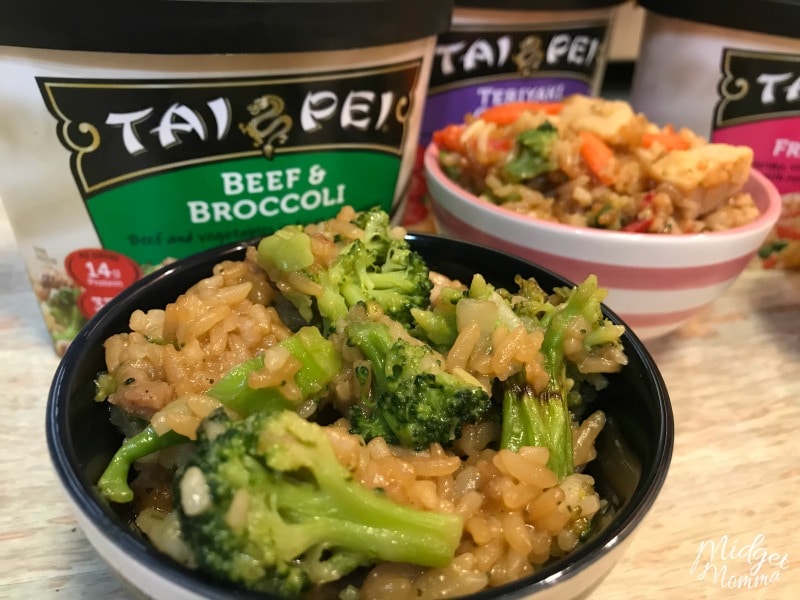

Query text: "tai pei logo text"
[756, 72, 800, 105]
[435, 32, 602, 77]
[104, 89, 407, 157]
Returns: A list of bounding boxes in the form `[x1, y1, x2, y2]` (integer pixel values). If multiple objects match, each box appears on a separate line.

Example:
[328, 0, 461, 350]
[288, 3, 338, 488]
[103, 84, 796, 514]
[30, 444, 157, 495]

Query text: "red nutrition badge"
[65, 248, 142, 318]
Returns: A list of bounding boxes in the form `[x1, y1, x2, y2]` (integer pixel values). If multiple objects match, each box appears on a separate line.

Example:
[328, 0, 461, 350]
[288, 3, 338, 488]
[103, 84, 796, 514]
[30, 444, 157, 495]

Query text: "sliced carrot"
[432, 124, 465, 152]
[622, 218, 653, 233]
[641, 125, 691, 151]
[479, 101, 564, 125]
[579, 130, 615, 186]
[487, 137, 513, 153]
[775, 224, 800, 241]
[762, 255, 778, 269]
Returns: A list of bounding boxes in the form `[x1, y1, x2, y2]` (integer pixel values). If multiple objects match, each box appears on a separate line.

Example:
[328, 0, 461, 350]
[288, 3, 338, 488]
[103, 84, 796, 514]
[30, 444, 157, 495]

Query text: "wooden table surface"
[1, 199, 798, 599]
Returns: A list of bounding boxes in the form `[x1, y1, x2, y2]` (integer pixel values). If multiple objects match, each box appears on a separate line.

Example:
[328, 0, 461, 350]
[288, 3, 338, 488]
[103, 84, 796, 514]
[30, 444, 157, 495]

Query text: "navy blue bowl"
[46, 233, 673, 600]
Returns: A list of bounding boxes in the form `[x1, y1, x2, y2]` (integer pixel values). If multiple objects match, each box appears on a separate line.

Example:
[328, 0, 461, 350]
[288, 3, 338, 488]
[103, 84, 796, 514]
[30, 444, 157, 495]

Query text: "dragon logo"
[514, 35, 545, 77]
[239, 94, 293, 159]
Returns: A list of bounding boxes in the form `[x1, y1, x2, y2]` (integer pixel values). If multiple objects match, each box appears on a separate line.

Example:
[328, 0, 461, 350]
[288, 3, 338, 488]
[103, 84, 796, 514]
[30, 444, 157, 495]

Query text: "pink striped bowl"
[424, 142, 782, 340]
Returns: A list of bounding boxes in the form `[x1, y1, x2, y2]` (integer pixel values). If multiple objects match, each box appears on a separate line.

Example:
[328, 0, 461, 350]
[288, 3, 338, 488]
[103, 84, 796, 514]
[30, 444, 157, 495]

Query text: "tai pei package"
[631, 0, 800, 270]
[0, 0, 451, 355]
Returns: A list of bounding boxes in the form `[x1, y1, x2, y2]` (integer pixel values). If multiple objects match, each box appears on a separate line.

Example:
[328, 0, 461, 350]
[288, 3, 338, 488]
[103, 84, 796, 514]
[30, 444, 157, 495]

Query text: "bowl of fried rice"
[424, 95, 782, 340]
[47, 207, 672, 600]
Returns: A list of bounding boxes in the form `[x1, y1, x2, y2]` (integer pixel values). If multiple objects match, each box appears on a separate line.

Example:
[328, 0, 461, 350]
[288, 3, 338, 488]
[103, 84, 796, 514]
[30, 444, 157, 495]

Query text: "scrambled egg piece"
[559, 94, 637, 144]
[649, 144, 754, 218]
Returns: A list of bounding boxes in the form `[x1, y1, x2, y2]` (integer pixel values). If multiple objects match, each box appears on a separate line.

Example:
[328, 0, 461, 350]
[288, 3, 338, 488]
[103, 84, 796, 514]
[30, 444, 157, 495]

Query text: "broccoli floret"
[337, 236, 432, 328]
[256, 207, 432, 332]
[96, 326, 342, 503]
[410, 285, 465, 352]
[498, 274, 557, 323]
[410, 272, 622, 471]
[46, 286, 87, 341]
[499, 275, 625, 480]
[466, 273, 538, 332]
[412, 274, 536, 352]
[759, 239, 788, 259]
[175, 409, 463, 597]
[502, 121, 558, 183]
[351, 205, 404, 260]
[346, 320, 491, 450]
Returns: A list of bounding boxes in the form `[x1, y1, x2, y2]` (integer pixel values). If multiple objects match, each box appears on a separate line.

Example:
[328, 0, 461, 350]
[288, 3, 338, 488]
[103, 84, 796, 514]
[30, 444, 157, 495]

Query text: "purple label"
[420, 77, 590, 146]
[420, 23, 607, 146]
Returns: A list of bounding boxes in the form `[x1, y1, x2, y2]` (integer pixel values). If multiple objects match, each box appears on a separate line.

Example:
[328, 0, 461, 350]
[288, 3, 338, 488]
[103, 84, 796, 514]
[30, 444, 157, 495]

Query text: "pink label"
[712, 117, 800, 196]
[712, 48, 800, 198]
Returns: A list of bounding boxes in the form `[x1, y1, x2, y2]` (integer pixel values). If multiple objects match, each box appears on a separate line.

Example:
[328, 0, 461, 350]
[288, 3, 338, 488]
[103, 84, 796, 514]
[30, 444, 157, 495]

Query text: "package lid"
[0, 0, 454, 54]
[639, 0, 800, 40]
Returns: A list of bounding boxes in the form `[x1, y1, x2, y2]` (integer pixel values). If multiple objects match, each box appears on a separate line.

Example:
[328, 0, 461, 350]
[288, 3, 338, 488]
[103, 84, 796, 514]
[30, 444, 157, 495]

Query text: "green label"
[36, 62, 422, 265]
[86, 151, 398, 266]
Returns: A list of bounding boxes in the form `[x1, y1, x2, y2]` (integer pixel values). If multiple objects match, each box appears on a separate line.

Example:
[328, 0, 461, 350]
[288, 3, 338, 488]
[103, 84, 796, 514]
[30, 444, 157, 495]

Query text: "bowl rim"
[46, 233, 675, 600]
[423, 141, 783, 247]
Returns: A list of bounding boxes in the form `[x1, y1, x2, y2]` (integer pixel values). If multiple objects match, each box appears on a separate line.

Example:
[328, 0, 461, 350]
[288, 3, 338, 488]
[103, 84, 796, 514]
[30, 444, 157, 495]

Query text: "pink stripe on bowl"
[432, 202, 755, 291]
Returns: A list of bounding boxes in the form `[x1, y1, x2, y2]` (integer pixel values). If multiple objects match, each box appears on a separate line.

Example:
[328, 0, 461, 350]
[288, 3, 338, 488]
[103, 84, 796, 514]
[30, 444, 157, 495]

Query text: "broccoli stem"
[500, 275, 605, 480]
[344, 321, 390, 390]
[260, 411, 464, 569]
[208, 326, 342, 417]
[257, 227, 315, 272]
[207, 357, 292, 416]
[281, 326, 343, 397]
[97, 425, 187, 503]
[179, 410, 464, 594]
[501, 378, 573, 480]
[273, 472, 462, 567]
[96, 357, 286, 505]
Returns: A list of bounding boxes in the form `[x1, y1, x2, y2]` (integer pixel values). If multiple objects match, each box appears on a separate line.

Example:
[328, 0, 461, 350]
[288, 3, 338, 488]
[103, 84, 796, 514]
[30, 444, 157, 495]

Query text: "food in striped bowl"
[424, 96, 782, 340]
